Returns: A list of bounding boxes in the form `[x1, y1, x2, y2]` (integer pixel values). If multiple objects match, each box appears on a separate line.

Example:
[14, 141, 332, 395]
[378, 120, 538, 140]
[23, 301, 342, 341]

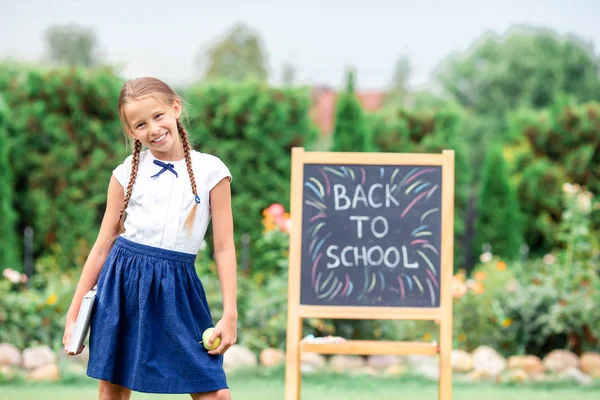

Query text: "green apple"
[201, 327, 221, 351]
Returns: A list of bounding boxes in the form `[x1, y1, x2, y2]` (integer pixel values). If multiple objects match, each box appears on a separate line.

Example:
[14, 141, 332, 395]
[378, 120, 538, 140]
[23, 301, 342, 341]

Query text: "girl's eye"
[136, 123, 145, 129]
[155, 114, 163, 119]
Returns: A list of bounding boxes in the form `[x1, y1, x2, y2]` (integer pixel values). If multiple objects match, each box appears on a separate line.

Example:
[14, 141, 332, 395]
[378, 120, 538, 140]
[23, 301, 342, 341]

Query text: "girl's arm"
[207, 177, 238, 354]
[63, 175, 124, 352]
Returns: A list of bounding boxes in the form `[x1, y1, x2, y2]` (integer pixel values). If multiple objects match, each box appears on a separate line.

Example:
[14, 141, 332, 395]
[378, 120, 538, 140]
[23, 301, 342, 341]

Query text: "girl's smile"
[124, 96, 184, 161]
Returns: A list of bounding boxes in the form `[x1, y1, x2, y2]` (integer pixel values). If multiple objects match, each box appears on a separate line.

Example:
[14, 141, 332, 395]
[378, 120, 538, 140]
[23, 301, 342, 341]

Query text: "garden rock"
[589, 369, 600, 379]
[300, 353, 326, 373]
[414, 363, 439, 380]
[472, 346, 506, 378]
[0, 343, 21, 366]
[22, 345, 55, 370]
[451, 349, 473, 373]
[383, 365, 408, 377]
[27, 363, 60, 382]
[558, 367, 592, 385]
[58, 345, 90, 367]
[407, 355, 438, 367]
[507, 355, 545, 374]
[580, 352, 600, 374]
[498, 368, 529, 383]
[350, 366, 379, 376]
[328, 355, 365, 372]
[223, 345, 257, 371]
[0, 365, 17, 380]
[366, 355, 404, 370]
[543, 349, 579, 373]
[259, 348, 285, 367]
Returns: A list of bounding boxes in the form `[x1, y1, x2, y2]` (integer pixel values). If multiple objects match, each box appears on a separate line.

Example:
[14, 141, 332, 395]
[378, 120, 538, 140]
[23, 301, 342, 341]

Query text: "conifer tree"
[332, 69, 371, 152]
[474, 143, 524, 260]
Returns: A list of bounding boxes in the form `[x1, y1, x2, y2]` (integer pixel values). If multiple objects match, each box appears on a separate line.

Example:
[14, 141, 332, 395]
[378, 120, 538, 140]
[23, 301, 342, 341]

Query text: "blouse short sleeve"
[112, 155, 133, 188]
[205, 154, 232, 191]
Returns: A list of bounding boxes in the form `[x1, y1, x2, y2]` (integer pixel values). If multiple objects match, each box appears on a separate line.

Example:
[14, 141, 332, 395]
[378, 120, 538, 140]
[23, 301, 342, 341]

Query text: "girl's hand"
[207, 315, 237, 355]
[62, 319, 85, 356]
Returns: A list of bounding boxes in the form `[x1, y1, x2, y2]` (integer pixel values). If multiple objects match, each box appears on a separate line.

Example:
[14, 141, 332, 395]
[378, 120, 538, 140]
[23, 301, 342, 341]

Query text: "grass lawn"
[1, 368, 599, 400]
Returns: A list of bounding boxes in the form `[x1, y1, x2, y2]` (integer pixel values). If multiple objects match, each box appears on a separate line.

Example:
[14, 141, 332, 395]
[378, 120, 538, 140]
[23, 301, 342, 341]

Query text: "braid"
[177, 119, 199, 234]
[115, 139, 142, 234]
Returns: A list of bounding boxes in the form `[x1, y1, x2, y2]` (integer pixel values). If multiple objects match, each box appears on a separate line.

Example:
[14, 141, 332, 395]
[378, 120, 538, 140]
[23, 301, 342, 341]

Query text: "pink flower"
[3, 268, 22, 284]
[282, 219, 292, 233]
[267, 203, 285, 218]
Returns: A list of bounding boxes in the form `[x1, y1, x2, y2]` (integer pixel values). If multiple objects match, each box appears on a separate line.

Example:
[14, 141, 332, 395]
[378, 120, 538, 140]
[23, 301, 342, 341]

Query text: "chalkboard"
[300, 164, 442, 308]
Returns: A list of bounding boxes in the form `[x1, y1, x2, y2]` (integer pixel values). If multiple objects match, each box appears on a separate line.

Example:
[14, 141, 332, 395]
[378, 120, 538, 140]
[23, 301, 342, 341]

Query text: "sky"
[0, 0, 599, 91]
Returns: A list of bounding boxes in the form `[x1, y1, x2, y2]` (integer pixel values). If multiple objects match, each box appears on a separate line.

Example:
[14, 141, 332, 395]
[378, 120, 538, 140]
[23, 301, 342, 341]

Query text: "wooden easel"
[284, 148, 455, 400]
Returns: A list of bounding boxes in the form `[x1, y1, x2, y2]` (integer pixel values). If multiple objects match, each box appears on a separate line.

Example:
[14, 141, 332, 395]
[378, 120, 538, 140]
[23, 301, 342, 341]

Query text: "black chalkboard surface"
[300, 164, 442, 308]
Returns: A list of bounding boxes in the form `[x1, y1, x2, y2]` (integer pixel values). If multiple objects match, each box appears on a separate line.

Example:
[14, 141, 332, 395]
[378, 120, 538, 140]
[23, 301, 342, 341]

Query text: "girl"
[62, 77, 237, 400]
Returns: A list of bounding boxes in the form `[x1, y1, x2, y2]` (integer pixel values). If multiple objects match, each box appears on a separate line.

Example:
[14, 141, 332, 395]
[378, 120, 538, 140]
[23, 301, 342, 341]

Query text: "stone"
[383, 365, 408, 377]
[507, 355, 545, 374]
[350, 366, 380, 376]
[27, 363, 60, 382]
[580, 352, 600, 374]
[22, 346, 55, 370]
[366, 355, 404, 370]
[498, 368, 529, 384]
[558, 367, 592, 385]
[0, 343, 21, 367]
[414, 363, 439, 380]
[300, 353, 326, 374]
[543, 349, 579, 373]
[472, 346, 506, 378]
[222, 345, 257, 371]
[406, 355, 438, 367]
[259, 348, 285, 367]
[589, 369, 600, 379]
[529, 372, 551, 383]
[451, 350, 473, 373]
[58, 345, 90, 367]
[467, 370, 488, 382]
[0, 365, 17, 380]
[328, 355, 365, 372]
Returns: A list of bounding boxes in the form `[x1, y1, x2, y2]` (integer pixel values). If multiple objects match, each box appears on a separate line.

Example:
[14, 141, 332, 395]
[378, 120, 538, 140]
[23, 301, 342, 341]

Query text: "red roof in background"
[311, 87, 386, 135]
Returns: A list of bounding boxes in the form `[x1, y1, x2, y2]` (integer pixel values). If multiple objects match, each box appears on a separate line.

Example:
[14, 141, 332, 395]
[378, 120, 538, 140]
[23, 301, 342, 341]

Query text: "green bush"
[507, 101, 600, 254]
[474, 143, 524, 260]
[0, 269, 75, 350]
[184, 80, 318, 260]
[369, 106, 470, 268]
[453, 183, 600, 357]
[1, 65, 127, 271]
[0, 95, 19, 270]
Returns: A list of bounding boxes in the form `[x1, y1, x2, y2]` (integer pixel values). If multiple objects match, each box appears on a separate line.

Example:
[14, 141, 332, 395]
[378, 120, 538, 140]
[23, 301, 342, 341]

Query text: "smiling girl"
[62, 77, 237, 400]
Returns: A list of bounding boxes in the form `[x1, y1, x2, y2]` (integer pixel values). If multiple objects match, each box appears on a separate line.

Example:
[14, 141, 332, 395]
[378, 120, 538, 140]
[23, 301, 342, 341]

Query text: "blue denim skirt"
[86, 236, 228, 394]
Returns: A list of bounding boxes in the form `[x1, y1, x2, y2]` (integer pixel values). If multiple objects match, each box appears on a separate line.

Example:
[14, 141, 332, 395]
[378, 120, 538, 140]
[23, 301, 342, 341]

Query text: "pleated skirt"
[86, 236, 228, 394]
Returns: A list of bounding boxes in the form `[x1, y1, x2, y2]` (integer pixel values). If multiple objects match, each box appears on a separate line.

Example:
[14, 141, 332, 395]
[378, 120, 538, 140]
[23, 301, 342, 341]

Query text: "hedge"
[506, 100, 600, 254]
[184, 80, 319, 261]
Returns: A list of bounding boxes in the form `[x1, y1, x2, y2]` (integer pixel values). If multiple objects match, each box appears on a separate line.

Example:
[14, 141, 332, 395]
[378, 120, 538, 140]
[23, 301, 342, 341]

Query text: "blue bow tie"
[151, 159, 178, 178]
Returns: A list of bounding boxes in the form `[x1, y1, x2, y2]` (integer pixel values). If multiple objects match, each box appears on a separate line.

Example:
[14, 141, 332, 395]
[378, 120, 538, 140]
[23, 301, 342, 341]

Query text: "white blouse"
[113, 149, 232, 255]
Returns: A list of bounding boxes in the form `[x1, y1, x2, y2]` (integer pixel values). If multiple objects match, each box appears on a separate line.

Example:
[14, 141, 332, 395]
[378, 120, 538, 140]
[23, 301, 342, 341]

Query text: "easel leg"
[285, 317, 302, 400]
[438, 322, 452, 399]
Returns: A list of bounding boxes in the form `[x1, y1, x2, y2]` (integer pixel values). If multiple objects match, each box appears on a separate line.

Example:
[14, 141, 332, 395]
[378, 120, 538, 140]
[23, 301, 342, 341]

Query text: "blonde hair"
[115, 77, 199, 235]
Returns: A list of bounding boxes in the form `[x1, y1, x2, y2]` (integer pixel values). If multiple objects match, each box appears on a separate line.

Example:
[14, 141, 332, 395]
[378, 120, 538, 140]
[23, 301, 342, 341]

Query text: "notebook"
[67, 285, 97, 354]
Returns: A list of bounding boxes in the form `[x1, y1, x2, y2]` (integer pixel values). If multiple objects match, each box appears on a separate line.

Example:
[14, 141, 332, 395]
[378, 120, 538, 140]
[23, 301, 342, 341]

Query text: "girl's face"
[124, 96, 183, 159]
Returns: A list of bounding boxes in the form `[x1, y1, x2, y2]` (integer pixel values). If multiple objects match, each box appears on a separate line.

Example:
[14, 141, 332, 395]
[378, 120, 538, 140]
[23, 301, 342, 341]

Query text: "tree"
[474, 143, 524, 260]
[435, 25, 600, 127]
[281, 62, 296, 86]
[331, 69, 371, 152]
[384, 54, 412, 107]
[45, 24, 99, 67]
[0, 96, 20, 270]
[197, 23, 269, 82]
